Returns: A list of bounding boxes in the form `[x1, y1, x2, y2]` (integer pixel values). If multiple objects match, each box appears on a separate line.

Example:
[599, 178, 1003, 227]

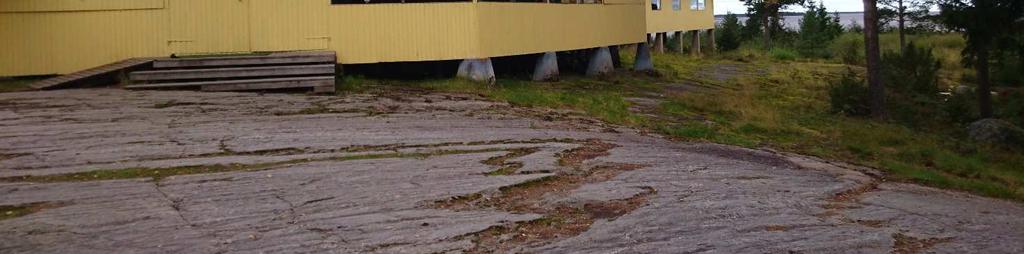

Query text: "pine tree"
[938, 0, 1024, 118]
[741, 0, 806, 48]
[717, 13, 743, 51]
[796, 2, 844, 58]
[880, 0, 934, 52]
[864, 0, 887, 119]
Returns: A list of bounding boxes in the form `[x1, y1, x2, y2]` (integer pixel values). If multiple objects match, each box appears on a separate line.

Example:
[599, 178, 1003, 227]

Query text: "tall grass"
[411, 78, 644, 125]
[829, 33, 964, 68]
[647, 54, 1024, 201]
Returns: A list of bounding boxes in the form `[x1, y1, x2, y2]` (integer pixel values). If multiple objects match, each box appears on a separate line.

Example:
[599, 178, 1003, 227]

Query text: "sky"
[715, 0, 864, 15]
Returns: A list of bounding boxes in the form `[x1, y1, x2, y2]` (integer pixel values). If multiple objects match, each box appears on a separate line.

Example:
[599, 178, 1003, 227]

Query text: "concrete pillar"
[610, 45, 622, 68]
[456, 58, 495, 84]
[690, 30, 701, 56]
[586, 47, 614, 76]
[654, 33, 666, 53]
[532, 52, 559, 82]
[673, 31, 685, 53]
[707, 29, 716, 53]
[634, 43, 654, 72]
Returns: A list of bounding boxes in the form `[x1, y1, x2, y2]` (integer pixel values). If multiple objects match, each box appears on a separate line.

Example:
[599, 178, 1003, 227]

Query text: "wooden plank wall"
[0, 0, 687, 76]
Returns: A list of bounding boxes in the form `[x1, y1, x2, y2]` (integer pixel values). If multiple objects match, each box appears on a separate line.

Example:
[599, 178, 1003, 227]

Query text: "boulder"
[967, 118, 1024, 146]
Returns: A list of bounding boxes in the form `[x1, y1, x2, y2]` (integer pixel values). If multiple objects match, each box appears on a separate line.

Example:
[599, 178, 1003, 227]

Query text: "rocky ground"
[0, 89, 1021, 253]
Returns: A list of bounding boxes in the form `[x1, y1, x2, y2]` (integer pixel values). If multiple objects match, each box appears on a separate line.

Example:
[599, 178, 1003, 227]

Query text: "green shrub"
[996, 91, 1024, 127]
[882, 42, 942, 95]
[993, 53, 1023, 87]
[717, 13, 743, 52]
[741, 13, 763, 41]
[874, 43, 944, 127]
[770, 48, 799, 61]
[667, 32, 682, 52]
[796, 3, 844, 58]
[831, 33, 865, 65]
[829, 69, 871, 116]
[943, 90, 979, 125]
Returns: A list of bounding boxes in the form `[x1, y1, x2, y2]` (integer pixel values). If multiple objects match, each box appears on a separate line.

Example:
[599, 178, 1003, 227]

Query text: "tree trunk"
[762, 9, 772, 49]
[864, 0, 886, 119]
[897, 0, 906, 53]
[977, 44, 993, 118]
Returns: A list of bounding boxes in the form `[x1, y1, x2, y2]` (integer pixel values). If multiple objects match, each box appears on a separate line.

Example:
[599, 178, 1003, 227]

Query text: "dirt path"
[1, 89, 1021, 253]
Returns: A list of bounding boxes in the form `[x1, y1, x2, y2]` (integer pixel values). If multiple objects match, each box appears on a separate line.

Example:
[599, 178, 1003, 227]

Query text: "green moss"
[1, 202, 67, 221]
[0, 149, 506, 184]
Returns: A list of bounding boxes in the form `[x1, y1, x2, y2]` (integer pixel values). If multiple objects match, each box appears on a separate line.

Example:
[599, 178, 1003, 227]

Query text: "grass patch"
[0, 148, 507, 183]
[1, 202, 67, 221]
[482, 148, 539, 176]
[643, 52, 1024, 201]
[769, 48, 800, 61]
[0, 78, 42, 93]
[408, 77, 647, 125]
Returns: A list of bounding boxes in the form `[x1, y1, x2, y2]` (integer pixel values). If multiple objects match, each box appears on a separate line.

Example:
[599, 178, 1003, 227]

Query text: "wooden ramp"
[126, 51, 337, 93]
[30, 58, 154, 90]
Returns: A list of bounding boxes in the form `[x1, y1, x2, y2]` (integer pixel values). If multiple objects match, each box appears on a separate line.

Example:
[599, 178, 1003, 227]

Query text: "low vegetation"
[0, 149, 506, 184]
[1, 202, 67, 221]
[339, 30, 1022, 202]
[0, 78, 41, 93]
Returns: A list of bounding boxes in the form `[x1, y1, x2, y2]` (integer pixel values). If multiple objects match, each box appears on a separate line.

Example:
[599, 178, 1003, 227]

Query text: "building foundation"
[456, 58, 495, 84]
[586, 47, 614, 76]
[690, 30, 701, 56]
[654, 33, 666, 53]
[532, 52, 559, 82]
[634, 43, 654, 72]
[707, 29, 716, 53]
[673, 31, 685, 53]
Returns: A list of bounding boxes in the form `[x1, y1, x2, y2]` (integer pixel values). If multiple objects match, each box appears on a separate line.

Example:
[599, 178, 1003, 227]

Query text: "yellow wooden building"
[0, 0, 714, 77]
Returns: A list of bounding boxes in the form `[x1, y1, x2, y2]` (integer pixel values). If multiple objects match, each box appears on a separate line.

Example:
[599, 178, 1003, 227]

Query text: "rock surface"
[1, 89, 1021, 253]
[967, 118, 1024, 146]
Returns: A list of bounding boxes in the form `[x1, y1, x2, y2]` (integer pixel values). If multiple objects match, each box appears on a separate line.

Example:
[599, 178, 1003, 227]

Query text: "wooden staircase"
[125, 51, 337, 93]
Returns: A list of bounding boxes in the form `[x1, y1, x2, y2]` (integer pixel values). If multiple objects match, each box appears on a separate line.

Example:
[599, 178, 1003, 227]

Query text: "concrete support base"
[654, 33, 666, 53]
[707, 29, 716, 53]
[532, 52, 559, 82]
[673, 31, 685, 53]
[634, 43, 654, 72]
[586, 47, 613, 76]
[690, 30, 702, 56]
[456, 58, 495, 84]
[610, 45, 622, 68]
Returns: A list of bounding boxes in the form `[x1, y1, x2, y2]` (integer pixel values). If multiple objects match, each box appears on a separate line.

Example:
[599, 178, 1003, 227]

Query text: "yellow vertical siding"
[0, 0, 709, 76]
[166, 0, 250, 54]
[327, 3, 480, 64]
[645, 0, 714, 33]
[249, 0, 329, 52]
[0, 0, 164, 12]
[476, 3, 646, 58]
[0, 10, 167, 76]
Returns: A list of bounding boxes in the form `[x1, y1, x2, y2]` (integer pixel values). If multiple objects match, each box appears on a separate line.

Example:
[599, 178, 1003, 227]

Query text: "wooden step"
[124, 76, 335, 91]
[30, 58, 154, 90]
[129, 64, 335, 81]
[154, 51, 336, 68]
